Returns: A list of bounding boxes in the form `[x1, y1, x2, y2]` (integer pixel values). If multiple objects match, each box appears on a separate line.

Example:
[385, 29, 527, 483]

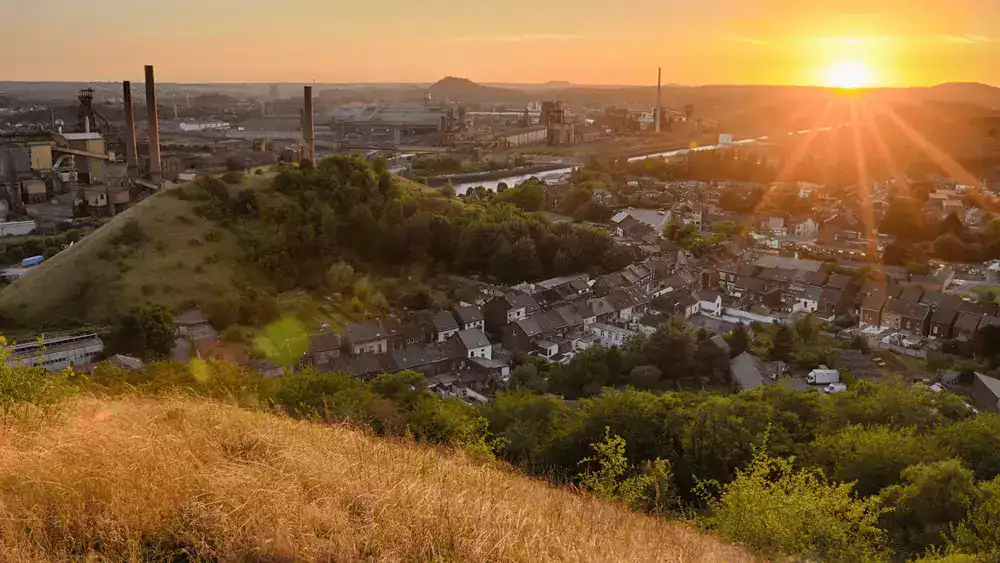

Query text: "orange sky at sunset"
[2, 0, 998, 86]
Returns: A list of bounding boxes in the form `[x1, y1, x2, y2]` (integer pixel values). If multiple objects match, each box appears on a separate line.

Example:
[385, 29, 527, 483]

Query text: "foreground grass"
[0, 395, 756, 562]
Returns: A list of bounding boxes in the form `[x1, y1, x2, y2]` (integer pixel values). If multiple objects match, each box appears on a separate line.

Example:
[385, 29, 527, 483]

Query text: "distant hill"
[428, 77, 527, 103]
[0, 394, 757, 561]
[924, 82, 1000, 110]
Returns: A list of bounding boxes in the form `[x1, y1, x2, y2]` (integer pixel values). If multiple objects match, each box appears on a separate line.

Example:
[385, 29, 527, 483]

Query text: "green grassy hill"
[0, 394, 757, 562]
[0, 184, 262, 328]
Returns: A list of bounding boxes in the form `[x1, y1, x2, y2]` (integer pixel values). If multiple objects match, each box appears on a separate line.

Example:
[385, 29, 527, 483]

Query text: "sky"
[2, 0, 999, 86]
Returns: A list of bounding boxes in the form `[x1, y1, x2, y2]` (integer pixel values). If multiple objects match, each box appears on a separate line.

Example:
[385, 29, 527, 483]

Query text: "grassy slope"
[0, 396, 756, 562]
[0, 184, 265, 328]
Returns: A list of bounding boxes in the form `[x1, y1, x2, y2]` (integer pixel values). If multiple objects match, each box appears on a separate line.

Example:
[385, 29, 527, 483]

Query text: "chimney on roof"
[122, 81, 139, 177]
[144, 65, 162, 184]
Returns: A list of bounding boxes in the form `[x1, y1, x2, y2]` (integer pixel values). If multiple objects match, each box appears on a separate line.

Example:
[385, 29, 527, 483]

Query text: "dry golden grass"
[0, 396, 757, 562]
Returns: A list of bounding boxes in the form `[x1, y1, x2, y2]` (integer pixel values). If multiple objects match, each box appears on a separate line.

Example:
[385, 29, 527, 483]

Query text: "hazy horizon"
[3, 0, 998, 87]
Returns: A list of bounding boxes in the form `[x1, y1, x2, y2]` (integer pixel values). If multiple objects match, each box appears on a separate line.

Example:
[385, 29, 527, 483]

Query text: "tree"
[809, 425, 947, 496]
[701, 446, 888, 562]
[936, 414, 1000, 480]
[628, 365, 662, 390]
[770, 325, 795, 362]
[795, 314, 819, 344]
[934, 234, 965, 262]
[578, 427, 675, 513]
[940, 212, 965, 236]
[439, 183, 456, 199]
[225, 156, 246, 172]
[111, 304, 176, 359]
[949, 476, 1000, 560]
[879, 459, 979, 558]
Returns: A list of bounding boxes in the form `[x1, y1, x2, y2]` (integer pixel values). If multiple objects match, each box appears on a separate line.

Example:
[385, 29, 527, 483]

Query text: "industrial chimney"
[655, 67, 662, 134]
[303, 85, 316, 163]
[144, 65, 162, 184]
[122, 81, 139, 177]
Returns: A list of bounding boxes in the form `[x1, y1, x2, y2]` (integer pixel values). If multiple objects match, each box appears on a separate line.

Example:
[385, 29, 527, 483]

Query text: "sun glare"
[823, 61, 875, 89]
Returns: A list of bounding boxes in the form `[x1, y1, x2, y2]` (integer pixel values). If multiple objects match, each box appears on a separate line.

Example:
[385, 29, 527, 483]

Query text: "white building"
[6, 333, 104, 371]
[590, 323, 636, 348]
[792, 218, 818, 238]
[456, 329, 492, 360]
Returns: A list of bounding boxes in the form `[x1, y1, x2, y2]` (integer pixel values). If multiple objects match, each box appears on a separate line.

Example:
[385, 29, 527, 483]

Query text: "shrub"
[701, 446, 888, 562]
[222, 171, 245, 185]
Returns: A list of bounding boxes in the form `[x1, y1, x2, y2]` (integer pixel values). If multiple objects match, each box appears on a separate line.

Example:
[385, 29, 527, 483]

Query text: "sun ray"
[870, 99, 982, 186]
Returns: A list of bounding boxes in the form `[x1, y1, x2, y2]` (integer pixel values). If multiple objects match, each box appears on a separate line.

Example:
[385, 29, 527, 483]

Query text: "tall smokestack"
[144, 65, 162, 184]
[303, 85, 315, 163]
[655, 67, 662, 134]
[122, 81, 139, 177]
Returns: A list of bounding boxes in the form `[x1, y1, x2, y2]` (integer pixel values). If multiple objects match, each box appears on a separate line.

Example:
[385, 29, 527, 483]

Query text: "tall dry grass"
[0, 395, 757, 562]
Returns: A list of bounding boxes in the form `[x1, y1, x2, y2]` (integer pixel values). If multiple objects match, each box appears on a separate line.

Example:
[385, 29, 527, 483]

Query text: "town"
[2, 68, 1000, 416]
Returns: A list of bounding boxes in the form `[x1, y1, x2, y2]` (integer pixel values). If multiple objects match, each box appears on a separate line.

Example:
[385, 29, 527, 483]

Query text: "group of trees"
[486, 379, 1000, 561]
[182, 157, 634, 290]
[880, 195, 1000, 264]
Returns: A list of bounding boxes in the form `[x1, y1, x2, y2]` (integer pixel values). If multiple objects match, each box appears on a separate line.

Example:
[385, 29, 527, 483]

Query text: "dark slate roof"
[861, 288, 889, 312]
[804, 271, 829, 286]
[588, 297, 616, 316]
[826, 274, 852, 290]
[607, 289, 640, 310]
[955, 312, 983, 333]
[323, 354, 387, 377]
[980, 316, 1000, 330]
[309, 332, 341, 353]
[391, 345, 433, 370]
[736, 277, 769, 293]
[505, 292, 539, 311]
[453, 306, 484, 326]
[803, 285, 823, 302]
[695, 289, 721, 302]
[174, 308, 208, 326]
[899, 286, 925, 303]
[920, 292, 963, 310]
[342, 320, 385, 343]
[737, 264, 759, 278]
[515, 317, 543, 337]
[428, 338, 466, 363]
[432, 311, 460, 332]
[959, 301, 999, 316]
[819, 287, 843, 306]
[884, 298, 931, 319]
[456, 328, 491, 350]
[730, 352, 771, 390]
[931, 308, 959, 325]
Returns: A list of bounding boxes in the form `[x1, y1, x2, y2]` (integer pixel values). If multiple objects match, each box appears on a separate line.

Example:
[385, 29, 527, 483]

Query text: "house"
[825, 274, 853, 292]
[453, 306, 485, 331]
[760, 214, 787, 235]
[695, 289, 723, 317]
[455, 328, 492, 360]
[325, 354, 386, 380]
[251, 358, 284, 378]
[898, 286, 925, 303]
[6, 333, 104, 372]
[959, 301, 999, 316]
[920, 292, 963, 311]
[432, 310, 460, 342]
[972, 372, 1000, 413]
[954, 312, 983, 340]
[588, 297, 617, 322]
[790, 217, 818, 238]
[308, 332, 341, 366]
[930, 308, 959, 339]
[860, 291, 890, 327]
[881, 298, 931, 336]
[818, 287, 847, 316]
[590, 322, 636, 348]
[341, 320, 389, 355]
[106, 354, 142, 371]
[483, 292, 540, 333]
[173, 308, 218, 342]
[794, 285, 823, 313]
[194, 340, 249, 365]
[832, 349, 881, 380]
[654, 289, 700, 318]
[729, 352, 775, 391]
[610, 208, 672, 240]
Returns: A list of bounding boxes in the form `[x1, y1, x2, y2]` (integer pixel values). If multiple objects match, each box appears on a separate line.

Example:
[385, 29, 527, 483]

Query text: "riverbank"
[417, 163, 575, 188]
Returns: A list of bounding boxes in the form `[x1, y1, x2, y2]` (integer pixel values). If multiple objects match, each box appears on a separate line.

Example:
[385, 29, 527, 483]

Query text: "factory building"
[330, 106, 455, 145]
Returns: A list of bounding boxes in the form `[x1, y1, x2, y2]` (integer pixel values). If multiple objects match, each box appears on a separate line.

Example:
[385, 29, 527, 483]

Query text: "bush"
[222, 171, 245, 185]
[701, 446, 888, 562]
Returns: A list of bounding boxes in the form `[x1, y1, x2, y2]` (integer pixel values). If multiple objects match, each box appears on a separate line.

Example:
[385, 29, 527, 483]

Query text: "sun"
[823, 61, 875, 89]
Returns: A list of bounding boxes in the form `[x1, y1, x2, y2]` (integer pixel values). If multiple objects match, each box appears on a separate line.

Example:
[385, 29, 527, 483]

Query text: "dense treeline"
[178, 157, 633, 290]
[0, 228, 89, 266]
